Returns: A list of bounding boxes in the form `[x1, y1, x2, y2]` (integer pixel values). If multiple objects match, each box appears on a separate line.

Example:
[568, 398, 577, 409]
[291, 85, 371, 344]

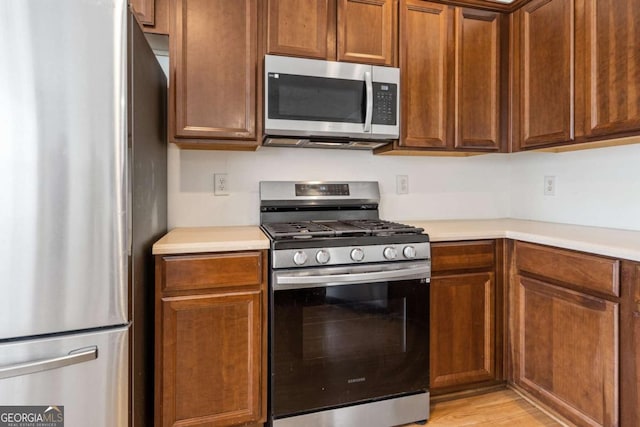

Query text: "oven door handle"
[273, 265, 430, 290]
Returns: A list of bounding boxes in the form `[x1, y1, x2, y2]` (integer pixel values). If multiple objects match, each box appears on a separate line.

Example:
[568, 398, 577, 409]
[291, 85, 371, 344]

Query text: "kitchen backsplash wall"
[508, 141, 640, 231]
[167, 145, 511, 228]
[167, 140, 640, 231]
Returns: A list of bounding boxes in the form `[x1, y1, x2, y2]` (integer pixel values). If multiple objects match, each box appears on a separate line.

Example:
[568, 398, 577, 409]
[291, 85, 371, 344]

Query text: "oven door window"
[271, 279, 429, 418]
[268, 73, 366, 123]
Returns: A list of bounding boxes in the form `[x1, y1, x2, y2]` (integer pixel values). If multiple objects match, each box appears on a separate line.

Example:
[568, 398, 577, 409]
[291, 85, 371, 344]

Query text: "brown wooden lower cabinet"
[431, 272, 496, 389]
[512, 276, 618, 426]
[511, 242, 620, 427]
[429, 240, 504, 395]
[155, 251, 267, 427]
[620, 261, 640, 427]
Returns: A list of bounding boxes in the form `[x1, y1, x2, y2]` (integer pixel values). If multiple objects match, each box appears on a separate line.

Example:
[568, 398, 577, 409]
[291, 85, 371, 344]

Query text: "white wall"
[167, 145, 511, 228]
[167, 140, 640, 231]
[508, 141, 640, 231]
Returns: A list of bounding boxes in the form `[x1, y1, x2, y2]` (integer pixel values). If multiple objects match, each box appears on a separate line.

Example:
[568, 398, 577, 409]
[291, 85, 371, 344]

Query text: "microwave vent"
[263, 136, 391, 150]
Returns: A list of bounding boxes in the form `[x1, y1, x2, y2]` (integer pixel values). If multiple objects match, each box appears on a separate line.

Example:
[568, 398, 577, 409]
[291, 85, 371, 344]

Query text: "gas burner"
[342, 220, 424, 236]
[263, 221, 335, 238]
[261, 219, 424, 240]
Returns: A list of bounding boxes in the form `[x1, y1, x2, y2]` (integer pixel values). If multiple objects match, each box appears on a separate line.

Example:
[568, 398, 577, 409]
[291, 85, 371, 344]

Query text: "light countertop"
[152, 226, 269, 255]
[152, 219, 640, 262]
[407, 218, 640, 262]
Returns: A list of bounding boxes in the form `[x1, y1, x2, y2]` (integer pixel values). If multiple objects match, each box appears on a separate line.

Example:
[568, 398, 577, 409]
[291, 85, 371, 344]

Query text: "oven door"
[270, 261, 430, 419]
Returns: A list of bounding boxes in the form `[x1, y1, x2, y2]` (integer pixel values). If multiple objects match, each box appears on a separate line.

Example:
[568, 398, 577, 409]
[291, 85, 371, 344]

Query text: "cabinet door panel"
[337, 0, 396, 66]
[400, 0, 450, 148]
[430, 272, 495, 390]
[171, 0, 257, 140]
[454, 9, 500, 150]
[267, 0, 335, 59]
[142, 0, 170, 35]
[514, 276, 618, 426]
[131, 0, 155, 26]
[160, 292, 263, 427]
[583, 0, 640, 137]
[621, 261, 640, 427]
[518, 0, 574, 148]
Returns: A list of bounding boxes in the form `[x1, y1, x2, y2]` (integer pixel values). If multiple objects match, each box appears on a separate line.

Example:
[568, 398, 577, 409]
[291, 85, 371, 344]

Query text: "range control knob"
[350, 248, 365, 262]
[293, 251, 308, 265]
[316, 250, 331, 264]
[383, 247, 398, 260]
[403, 245, 417, 259]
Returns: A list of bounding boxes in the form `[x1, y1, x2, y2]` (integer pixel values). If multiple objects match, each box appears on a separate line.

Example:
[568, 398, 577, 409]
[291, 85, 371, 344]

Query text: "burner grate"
[343, 220, 424, 235]
[261, 221, 335, 238]
[262, 219, 423, 240]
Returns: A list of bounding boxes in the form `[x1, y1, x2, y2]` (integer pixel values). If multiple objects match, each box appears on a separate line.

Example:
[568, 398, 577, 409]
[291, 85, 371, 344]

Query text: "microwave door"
[265, 56, 373, 139]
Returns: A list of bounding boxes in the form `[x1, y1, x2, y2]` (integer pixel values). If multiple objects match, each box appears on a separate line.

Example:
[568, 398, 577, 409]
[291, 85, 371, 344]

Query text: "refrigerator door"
[0, 0, 129, 339]
[0, 327, 128, 426]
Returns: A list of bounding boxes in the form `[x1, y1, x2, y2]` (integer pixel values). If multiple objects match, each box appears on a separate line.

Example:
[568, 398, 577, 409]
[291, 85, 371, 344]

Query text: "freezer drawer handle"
[0, 346, 98, 380]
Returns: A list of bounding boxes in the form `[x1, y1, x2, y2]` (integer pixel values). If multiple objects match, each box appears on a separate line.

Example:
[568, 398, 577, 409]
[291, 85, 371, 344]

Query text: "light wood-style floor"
[405, 389, 565, 426]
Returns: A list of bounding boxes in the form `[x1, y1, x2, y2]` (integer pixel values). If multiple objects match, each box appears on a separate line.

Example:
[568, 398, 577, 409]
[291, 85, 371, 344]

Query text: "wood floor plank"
[403, 389, 565, 426]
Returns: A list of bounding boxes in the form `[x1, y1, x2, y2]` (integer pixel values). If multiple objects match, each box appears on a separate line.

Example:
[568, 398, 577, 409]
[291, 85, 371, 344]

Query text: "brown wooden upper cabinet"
[131, 0, 155, 25]
[581, 0, 640, 138]
[169, 0, 261, 150]
[397, 0, 503, 152]
[512, 0, 574, 149]
[512, 0, 640, 151]
[130, 0, 170, 34]
[267, 0, 397, 66]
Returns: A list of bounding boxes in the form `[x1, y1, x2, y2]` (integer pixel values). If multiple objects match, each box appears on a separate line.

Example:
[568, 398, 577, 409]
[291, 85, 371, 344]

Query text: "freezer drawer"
[0, 327, 128, 427]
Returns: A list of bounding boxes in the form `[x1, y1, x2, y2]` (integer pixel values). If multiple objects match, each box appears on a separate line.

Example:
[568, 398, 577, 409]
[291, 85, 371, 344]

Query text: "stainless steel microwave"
[264, 55, 400, 149]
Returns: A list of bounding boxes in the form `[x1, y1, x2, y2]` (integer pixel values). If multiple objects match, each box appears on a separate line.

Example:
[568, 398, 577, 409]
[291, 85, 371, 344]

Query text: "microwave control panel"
[372, 83, 397, 125]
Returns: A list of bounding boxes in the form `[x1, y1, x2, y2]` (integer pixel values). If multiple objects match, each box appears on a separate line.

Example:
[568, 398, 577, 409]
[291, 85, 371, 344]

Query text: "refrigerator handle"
[0, 346, 97, 380]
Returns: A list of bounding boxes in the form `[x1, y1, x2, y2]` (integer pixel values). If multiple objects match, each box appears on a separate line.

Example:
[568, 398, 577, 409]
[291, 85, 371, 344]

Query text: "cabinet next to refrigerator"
[0, 1, 167, 426]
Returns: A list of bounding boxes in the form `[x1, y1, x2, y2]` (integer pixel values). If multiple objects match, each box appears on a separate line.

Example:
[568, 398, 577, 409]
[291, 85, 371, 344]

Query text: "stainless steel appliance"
[260, 181, 430, 427]
[0, 1, 166, 425]
[264, 55, 400, 149]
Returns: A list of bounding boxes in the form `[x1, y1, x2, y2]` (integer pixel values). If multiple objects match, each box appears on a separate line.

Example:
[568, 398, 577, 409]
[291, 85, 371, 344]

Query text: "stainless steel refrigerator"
[0, 0, 167, 425]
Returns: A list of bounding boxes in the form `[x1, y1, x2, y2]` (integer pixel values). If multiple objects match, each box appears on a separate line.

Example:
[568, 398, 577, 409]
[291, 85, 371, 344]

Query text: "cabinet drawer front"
[431, 241, 495, 274]
[515, 242, 619, 297]
[161, 252, 263, 293]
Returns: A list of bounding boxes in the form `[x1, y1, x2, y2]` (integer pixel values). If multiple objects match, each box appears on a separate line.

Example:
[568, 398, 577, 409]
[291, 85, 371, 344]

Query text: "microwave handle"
[364, 71, 373, 132]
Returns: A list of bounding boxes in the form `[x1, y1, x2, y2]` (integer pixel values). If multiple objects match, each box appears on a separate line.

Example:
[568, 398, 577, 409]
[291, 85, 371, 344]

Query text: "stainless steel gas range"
[260, 181, 431, 427]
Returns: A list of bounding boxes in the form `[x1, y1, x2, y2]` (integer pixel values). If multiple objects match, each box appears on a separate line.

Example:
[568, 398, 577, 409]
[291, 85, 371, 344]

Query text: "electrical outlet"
[214, 173, 229, 196]
[396, 175, 409, 195]
[544, 175, 556, 196]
